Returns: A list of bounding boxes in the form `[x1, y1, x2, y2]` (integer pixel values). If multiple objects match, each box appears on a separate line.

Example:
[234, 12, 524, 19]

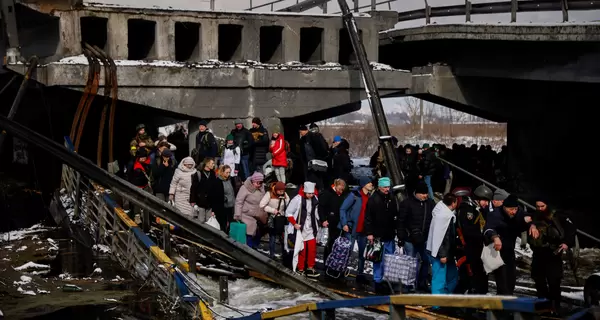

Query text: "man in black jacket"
[365, 177, 399, 294]
[484, 194, 539, 295]
[318, 178, 348, 263]
[195, 120, 217, 164]
[419, 143, 437, 199]
[249, 117, 269, 173]
[529, 199, 576, 314]
[230, 119, 253, 180]
[151, 149, 176, 202]
[299, 124, 329, 190]
[398, 182, 435, 292]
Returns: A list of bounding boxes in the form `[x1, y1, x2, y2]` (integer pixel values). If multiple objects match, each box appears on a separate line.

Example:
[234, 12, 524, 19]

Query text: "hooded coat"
[234, 178, 266, 236]
[169, 157, 197, 217]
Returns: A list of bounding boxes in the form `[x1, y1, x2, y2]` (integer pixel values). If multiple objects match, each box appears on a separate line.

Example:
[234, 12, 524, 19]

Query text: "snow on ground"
[47, 56, 406, 72]
[0, 224, 47, 242]
[14, 261, 51, 271]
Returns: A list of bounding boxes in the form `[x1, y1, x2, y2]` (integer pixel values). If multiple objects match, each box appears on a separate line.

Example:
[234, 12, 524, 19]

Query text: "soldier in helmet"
[130, 124, 155, 157]
[456, 184, 493, 294]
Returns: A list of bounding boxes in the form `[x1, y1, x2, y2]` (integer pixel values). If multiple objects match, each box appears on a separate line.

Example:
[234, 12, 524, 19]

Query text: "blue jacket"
[339, 187, 369, 237]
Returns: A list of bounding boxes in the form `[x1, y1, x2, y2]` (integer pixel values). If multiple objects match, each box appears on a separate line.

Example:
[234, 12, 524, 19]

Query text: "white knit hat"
[303, 181, 316, 194]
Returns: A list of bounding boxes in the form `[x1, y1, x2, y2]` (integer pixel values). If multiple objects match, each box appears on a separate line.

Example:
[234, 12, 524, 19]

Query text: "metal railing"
[245, 0, 599, 24]
[397, 0, 600, 24]
[247, 0, 397, 13]
[229, 294, 554, 320]
[59, 157, 212, 319]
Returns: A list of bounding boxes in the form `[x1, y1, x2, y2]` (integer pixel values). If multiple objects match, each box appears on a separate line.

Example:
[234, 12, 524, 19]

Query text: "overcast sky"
[85, 0, 599, 121]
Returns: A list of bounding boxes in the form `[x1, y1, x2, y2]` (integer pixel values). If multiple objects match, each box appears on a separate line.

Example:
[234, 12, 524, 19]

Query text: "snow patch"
[92, 267, 102, 274]
[49, 55, 407, 72]
[15, 246, 27, 252]
[92, 244, 111, 253]
[17, 287, 36, 296]
[14, 275, 32, 285]
[14, 261, 51, 271]
[0, 224, 47, 242]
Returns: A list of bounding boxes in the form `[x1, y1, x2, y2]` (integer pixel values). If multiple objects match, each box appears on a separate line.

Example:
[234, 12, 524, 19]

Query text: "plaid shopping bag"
[383, 248, 418, 286]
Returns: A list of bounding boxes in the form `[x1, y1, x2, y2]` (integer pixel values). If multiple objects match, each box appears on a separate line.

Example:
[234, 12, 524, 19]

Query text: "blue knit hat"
[358, 176, 371, 188]
[333, 136, 342, 142]
[378, 177, 391, 187]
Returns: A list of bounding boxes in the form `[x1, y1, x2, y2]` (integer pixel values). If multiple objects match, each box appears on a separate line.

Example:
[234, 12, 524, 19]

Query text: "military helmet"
[136, 123, 146, 131]
[474, 184, 493, 201]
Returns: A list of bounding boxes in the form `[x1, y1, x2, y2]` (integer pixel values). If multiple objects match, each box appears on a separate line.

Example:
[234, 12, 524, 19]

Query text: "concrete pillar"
[107, 14, 128, 59]
[57, 11, 81, 57]
[156, 18, 175, 60]
[322, 24, 339, 63]
[282, 25, 300, 62]
[200, 20, 219, 61]
[242, 23, 260, 62]
[362, 28, 378, 61]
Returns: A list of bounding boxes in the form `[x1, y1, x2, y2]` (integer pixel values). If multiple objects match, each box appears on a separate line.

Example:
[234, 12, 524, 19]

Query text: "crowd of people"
[125, 120, 576, 316]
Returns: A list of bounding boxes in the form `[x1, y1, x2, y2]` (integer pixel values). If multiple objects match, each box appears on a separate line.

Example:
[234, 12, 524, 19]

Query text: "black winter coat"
[151, 158, 176, 195]
[398, 195, 435, 244]
[190, 170, 217, 209]
[249, 125, 269, 166]
[364, 190, 399, 242]
[318, 187, 348, 230]
[230, 127, 253, 156]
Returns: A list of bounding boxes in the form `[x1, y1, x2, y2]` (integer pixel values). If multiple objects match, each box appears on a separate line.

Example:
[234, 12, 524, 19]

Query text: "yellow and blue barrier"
[231, 294, 551, 320]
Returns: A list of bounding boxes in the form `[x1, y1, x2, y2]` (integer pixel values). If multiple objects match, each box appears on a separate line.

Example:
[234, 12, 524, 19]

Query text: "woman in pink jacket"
[234, 172, 266, 248]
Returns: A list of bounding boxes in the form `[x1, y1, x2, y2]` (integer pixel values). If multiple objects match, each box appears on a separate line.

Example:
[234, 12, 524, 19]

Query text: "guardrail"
[247, 0, 600, 24]
[398, 0, 600, 24]
[229, 294, 551, 319]
[59, 142, 212, 319]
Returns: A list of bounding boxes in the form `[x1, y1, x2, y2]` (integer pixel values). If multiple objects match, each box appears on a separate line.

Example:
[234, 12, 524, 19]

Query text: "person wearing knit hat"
[234, 118, 243, 125]
[230, 119, 252, 180]
[365, 174, 400, 293]
[378, 177, 391, 188]
[249, 118, 269, 173]
[222, 134, 241, 177]
[233, 171, 266, 249]
[260, 180, 290, 258]
[491, 189, 510, 211]
[285, 181, 322, 277]
[333, 136, 342, 143]
[484, 194, 539, 296]
[415, 182, 429, 196]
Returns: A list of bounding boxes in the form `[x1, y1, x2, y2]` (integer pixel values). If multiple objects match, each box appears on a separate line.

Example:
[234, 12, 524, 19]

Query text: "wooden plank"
[390, 294, 508, 309]
[262, 303, 318, 319]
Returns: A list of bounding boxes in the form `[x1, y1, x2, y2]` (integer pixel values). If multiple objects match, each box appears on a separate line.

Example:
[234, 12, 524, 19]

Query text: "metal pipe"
[438, 156, 600, 244]
[0, 56, 38, 154]
[336, 0, 405, 200]
[0, 114, 341, 300]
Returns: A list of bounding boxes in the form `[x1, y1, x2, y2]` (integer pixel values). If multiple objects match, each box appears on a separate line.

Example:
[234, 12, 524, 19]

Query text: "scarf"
[426, 201, 455, 257]
[299, 197, 319, 237]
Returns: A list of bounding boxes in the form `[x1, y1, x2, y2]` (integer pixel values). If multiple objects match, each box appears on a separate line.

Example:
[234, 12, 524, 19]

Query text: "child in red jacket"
[270, 126, 288, 183]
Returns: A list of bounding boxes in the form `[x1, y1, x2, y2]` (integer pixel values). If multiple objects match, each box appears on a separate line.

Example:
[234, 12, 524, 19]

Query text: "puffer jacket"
[270, 135, 287, 167]
[234, 178, 266, 236]
[259, 190, 290, 229]
[169, 157, 197, 217]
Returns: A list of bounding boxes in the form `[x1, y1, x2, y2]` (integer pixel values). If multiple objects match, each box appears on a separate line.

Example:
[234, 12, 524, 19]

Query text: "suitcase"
[324, 235, 352, 278]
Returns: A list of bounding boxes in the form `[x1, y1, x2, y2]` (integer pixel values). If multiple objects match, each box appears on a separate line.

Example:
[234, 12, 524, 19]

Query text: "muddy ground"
[0, 225, 159, 319]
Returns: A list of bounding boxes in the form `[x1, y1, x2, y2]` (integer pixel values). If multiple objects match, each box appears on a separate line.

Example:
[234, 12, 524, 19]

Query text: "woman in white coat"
[222, 134, 241, 177]
[168, 157, 197, 217]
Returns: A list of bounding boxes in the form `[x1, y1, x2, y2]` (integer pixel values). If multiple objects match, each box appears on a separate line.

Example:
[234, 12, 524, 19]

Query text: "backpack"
[284, 140, 291, 154]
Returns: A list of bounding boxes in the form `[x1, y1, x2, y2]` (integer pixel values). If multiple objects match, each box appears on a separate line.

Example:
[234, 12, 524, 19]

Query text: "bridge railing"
[59, 147, 212, 319]
[228, 294, 553, 320]
[246, 0, 600, 24]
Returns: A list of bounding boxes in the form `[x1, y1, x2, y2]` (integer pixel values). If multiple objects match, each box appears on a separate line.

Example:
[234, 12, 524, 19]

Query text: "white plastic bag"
[481, 243, 505, 274]
[206, 216, 221, 230]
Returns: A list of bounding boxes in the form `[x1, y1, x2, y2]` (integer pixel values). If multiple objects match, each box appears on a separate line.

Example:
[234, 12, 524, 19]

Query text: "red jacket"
[270, 135, 287, 167]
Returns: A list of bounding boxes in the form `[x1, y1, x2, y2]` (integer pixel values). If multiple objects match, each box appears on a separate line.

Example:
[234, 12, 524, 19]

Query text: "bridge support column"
[107, 15, 128, 59]
[56, 11, 81, 57]
[156, 19, 175, 61]
[200, 21, 219, 60]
